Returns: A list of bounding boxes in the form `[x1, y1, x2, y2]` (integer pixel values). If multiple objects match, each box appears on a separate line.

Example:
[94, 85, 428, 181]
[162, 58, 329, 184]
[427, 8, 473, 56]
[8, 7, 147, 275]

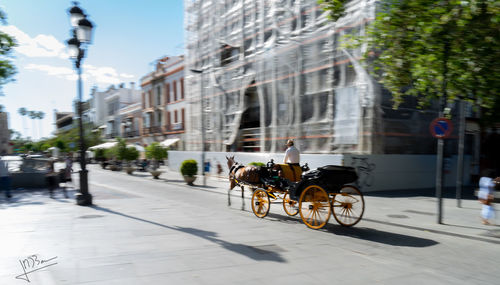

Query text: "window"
[167, 111, 171, 129]
[148, 91, 153, 108]
[165, 83, 170, 103]
[173, 80, 177, 101]
[181, 108, 185, 128]
[174, 110, 178, 123]
[142, 93, 145, 109]
[180, 78, 184, 99]
[157, 112, 162, 126]
[156, 86, 161, 105]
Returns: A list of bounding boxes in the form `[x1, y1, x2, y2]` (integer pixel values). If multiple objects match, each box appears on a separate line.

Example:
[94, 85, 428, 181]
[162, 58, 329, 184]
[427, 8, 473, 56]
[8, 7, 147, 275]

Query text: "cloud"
[0, 25, 68, 59]
[25, 64, 74, 80]
[25, 63, 136, 85]
[1, 25, 138, 85]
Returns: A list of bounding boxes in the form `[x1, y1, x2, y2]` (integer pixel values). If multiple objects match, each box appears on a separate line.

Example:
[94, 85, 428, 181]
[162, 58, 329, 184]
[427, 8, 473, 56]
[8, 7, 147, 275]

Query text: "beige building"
[140, 56, 187, 150]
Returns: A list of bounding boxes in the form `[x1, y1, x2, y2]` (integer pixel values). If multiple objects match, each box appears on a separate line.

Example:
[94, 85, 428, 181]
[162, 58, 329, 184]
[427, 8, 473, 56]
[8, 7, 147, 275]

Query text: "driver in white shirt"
[283, 139, 300, 165]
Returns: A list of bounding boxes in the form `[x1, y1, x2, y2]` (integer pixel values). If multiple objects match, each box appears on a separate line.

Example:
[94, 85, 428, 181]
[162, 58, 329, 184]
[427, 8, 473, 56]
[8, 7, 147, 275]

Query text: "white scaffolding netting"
[184, 0, 439, 154]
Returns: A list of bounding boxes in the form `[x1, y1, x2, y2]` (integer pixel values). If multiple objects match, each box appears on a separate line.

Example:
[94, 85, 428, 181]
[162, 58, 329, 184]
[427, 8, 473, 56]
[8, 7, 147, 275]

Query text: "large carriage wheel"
[299, 185, 331, 229]
[251, 189, 270, 218]
[331, 185, 365, 227]
[283, 192, 299, 216]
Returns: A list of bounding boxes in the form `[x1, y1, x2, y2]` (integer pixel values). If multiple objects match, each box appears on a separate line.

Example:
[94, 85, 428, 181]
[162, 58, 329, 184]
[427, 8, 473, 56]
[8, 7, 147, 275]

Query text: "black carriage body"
[291, 165, 358, 200]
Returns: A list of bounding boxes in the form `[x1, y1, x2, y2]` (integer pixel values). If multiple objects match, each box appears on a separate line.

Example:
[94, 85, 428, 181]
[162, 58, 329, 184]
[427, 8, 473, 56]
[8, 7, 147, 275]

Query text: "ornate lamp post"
[66, 2, 94, 205]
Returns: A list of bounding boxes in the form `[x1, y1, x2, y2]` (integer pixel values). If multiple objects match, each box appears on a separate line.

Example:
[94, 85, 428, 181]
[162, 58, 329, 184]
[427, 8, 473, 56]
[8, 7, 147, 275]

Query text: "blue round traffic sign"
[430, 117, 453, 139]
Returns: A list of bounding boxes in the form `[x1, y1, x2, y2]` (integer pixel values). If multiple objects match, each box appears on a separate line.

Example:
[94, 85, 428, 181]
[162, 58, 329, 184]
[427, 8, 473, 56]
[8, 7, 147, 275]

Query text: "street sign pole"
[456, 99, 465, 208]
[430, 113, 453, 224]
[436, 136, 444, 224]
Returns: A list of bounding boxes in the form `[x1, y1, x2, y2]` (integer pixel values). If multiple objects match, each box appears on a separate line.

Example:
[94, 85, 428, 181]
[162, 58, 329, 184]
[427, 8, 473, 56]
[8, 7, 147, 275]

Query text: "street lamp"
[66, 2, 94, 206]
[190, 68, 206, 186]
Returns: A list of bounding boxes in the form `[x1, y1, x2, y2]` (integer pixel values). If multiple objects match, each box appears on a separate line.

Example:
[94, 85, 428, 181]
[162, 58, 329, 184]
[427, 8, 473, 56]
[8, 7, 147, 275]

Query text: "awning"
[88, 142, 117, 150]
[98, 125, 107, 129]
[160, 138, 180, 147]
[127, 144, 145, 152]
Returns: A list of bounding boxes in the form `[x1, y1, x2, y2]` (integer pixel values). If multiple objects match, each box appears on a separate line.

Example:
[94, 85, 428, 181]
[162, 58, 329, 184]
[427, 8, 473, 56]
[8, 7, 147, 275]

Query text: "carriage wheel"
[283, 192, 299, 216]
[331, 185, 365, 227]
[251, 189, 270, 218]
[299, 185, 331, 229]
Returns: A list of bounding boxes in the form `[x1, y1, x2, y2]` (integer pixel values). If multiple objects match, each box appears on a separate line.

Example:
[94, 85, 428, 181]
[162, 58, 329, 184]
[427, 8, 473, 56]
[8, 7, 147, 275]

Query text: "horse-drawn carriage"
[227, 157, 365, 230]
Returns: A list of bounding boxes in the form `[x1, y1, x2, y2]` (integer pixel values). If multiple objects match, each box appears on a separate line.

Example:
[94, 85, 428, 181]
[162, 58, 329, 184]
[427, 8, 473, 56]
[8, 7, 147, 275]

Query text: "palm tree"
[18, 107, 28, 138]
[28, 110, 37, 140]
[37, 111, 45, 139]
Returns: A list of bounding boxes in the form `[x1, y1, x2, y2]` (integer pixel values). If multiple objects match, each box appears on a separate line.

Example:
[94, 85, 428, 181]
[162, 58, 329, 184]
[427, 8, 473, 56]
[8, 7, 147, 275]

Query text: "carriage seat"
[277, 164, 302, 182]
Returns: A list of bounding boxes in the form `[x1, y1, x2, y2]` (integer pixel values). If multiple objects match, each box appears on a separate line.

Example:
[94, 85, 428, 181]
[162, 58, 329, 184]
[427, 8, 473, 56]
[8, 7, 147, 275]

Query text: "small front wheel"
[299, 185, 331, 229]
[283, 192, 299, 216]
[251, 189, 270, 218]
[331, 185, 365, 227]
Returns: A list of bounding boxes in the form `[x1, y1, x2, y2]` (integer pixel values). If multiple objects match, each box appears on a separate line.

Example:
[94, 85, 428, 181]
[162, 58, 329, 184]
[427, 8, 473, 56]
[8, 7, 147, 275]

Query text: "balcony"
[105, 132, 119, 139]
[142, 126, 163, 135]
[125, 130, 139, 138]
[165, 122, 184, 132]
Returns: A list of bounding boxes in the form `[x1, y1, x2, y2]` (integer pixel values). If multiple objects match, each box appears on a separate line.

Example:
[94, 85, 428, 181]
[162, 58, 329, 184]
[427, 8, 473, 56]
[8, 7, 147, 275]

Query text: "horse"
[226, 156, 262, 194]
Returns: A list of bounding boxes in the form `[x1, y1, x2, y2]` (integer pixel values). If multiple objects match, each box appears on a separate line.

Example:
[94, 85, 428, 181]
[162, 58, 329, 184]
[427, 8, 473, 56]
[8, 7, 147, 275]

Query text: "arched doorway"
[237, 83, 260, 152]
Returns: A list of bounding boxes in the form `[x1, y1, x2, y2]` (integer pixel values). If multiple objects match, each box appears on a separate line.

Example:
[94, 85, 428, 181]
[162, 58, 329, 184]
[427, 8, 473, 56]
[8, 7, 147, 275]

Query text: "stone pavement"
[0, 164, 499, 284]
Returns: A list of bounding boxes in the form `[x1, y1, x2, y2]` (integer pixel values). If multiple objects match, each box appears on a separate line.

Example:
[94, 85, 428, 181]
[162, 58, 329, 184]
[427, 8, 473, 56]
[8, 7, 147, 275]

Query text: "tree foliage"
[321, 0, 500, 118]
[145, 142, 168, 161]
[0, 8, 16, 93]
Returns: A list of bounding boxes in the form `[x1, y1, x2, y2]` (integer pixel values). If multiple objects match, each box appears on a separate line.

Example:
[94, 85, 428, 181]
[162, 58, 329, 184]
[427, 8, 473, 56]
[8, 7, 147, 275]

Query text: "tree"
[0, 8, 16, 94]
[18, 107, 27, 136]
[320, 0, 500, 118]
[145, 142, 168, 170]
[36, 111, 45, 139]
[28, 110, 37, 140]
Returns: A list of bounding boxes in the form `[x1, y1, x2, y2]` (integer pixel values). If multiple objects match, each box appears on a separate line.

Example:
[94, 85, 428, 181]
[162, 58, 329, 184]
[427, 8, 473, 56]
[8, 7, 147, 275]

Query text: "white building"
[184, 0, 442, 155]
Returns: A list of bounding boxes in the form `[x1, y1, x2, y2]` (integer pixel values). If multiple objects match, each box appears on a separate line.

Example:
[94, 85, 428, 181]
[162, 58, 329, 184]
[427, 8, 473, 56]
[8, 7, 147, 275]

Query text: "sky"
[0, 0, 184, 140]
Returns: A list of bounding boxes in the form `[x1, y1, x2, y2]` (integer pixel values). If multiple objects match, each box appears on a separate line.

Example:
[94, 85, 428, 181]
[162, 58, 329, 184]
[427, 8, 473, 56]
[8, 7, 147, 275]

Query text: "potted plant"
[95, 148, 107, 168]
[146, 142, 168, 179]
[122, 147, 139, 174]
[180, 159, 198, 185]
[105, 147, 119, 171]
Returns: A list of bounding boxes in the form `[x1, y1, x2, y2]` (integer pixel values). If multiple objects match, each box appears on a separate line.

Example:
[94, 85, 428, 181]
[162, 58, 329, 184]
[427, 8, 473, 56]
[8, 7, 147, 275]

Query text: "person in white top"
[283, 139, 300, 164]
[478, 169, 497, 225]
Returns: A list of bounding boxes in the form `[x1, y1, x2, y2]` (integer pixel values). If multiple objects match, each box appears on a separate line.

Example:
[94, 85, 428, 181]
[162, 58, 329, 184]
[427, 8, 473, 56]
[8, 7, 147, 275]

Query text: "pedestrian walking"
[45, 160, 59, 198]
[62, 155, 73, 198]
[0, 156, 12, 198]
[478, 169, 497, 225]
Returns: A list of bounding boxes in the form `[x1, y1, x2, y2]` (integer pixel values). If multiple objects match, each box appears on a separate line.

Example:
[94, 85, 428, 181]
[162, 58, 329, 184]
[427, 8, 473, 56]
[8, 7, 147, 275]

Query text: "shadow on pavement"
[91, 205, 287, 263]
[0, 188, 75, 208]
[264, 211, 439, 247]
[363, 218, 500, 244]
[365, 187, 477, 200]
[323, 224, 439, 247]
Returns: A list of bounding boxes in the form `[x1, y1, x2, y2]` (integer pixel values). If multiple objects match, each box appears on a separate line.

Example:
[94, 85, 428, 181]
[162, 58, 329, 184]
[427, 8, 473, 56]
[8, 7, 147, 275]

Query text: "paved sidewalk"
[144, 166, 500, 244]
[0, 164, 499, 284]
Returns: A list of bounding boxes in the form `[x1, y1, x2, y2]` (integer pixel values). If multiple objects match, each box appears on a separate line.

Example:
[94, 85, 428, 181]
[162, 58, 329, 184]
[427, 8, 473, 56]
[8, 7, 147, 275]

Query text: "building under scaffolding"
[184, 0, 440, 154]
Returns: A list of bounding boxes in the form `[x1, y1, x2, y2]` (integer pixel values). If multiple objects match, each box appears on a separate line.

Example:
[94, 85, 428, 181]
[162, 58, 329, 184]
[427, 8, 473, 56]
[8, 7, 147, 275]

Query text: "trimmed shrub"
[180, 159, 198, 177]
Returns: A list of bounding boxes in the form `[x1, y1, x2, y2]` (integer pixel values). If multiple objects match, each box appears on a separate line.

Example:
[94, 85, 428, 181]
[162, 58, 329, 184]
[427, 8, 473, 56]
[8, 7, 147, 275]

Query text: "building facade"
[184, 0, 441, 155]
[54, 112, 74, 133]
[0, 111, 11, 154]
[140, 56, 186, 150]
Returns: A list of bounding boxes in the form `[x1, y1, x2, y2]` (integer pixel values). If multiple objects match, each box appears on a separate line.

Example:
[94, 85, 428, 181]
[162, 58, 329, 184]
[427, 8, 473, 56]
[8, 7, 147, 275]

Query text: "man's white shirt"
[284, 146, 300, 164]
